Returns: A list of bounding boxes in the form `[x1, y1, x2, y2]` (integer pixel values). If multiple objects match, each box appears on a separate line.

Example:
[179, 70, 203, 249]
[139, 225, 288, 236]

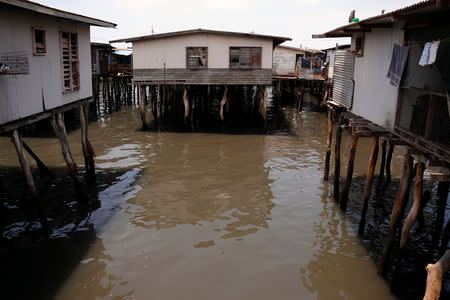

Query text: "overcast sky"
[35, 0, 419, 49]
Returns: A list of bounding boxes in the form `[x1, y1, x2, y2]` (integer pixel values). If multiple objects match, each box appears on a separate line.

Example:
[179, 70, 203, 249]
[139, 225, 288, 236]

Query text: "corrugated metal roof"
[110, 28, 291, 47]
[313, 0, 439, 38]
[276, 44, 324, 54]
[0, 0, 116, 28]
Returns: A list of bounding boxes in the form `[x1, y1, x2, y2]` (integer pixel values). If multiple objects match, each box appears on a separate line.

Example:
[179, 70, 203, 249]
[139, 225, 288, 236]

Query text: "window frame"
[32, 27, 46, 56]
[355, 36, 365, 57]
[186, 47, 208, 69]
[229, 47, 262, 70]
[60, 31, 80, 93]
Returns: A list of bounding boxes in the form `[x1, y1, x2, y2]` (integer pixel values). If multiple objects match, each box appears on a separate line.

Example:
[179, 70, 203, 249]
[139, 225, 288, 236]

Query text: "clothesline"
[408, 37, 450, 47]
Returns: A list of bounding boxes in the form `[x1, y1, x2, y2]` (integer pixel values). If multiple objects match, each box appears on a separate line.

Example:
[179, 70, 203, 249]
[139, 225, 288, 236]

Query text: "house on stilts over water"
[314, 1, 450, 298]
[110, 29, 291, 129]
[0, 0, 116, 228]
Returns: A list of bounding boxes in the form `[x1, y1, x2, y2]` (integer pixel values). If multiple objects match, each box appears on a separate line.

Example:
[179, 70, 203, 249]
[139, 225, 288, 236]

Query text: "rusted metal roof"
[312, 0, 441, 38]
[110, 28, 291, 47]
[0, 0, 116, 28]
[276, 44, 324, 54]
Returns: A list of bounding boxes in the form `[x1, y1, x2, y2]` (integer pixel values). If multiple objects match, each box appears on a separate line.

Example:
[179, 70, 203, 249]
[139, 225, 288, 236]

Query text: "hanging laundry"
[387, 43, 410, 87]
[428, 40, 440, 65]
[419, 41, 440, 66]
[419, 42, 431, 66]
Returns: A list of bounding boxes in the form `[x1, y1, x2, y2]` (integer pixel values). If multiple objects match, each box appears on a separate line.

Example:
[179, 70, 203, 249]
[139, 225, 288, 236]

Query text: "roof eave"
[1, 0, 116, 28]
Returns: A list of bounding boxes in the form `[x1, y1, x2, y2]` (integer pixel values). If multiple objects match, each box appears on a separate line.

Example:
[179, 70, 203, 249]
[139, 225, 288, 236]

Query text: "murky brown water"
[0, 91, 445, 300]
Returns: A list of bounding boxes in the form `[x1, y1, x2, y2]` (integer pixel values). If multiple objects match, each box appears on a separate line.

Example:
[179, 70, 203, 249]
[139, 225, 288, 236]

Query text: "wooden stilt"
[400, 161, 424, 247]
[358, 136, 379, 235]
[183, 86, 190, 120]
[139, 85, 147, 130]
[79, 104, 96, 184]
[340, 134, 358, 211]
[22, 141, 52, 178]
[423, 249, 450, 300]
[378, 154, 413, 274]
[259, 86, 267, 121]
[379, 139, 387, 183]
[220, 86, 228, 121]
[386, 144, 395, 182]
[50, 113, 88, 203]
[323, 107, 333, 181]
[333, 114, 343, 202]
[11, 129, 48, 229]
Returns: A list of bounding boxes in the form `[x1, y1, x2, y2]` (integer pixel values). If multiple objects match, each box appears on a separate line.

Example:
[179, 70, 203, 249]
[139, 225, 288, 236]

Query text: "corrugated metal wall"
[332, 50, 355, 109]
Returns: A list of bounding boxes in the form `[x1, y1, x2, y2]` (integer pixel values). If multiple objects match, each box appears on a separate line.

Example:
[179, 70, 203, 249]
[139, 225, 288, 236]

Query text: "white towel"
[428, 40, 440, 65]
[419, 41, 440, 66]
[419, 42, 431, 66]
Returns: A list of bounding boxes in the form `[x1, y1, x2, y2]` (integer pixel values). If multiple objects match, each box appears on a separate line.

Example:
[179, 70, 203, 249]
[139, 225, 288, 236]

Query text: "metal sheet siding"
[332, 50, 355, 109]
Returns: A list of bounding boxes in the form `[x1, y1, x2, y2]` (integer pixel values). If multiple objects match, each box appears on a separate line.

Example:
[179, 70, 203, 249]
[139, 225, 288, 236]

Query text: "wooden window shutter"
[60, 32, 80, 93]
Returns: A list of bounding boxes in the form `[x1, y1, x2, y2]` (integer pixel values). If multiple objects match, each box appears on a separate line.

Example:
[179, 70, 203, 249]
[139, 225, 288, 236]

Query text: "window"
[355, 36, 365, 56]
[32, 28, 46, 55]
[91, 49, 97, 72]
[186, 47, 208, 69]
[229, 47, 261, 69]
[60, 32, 79, 93]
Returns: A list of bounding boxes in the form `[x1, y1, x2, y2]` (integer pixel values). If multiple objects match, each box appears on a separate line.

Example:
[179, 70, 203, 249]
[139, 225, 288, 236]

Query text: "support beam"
[50, 114, 88, 203]
[323, 107, 333, 181]
[22, 141, 52, 178]
[358, 136, 379, 236]
[386, 144, 395, 182]
[183, 86, 190, 120]
[11, 129, 48, 229]
[79, 104, 96, 184]
[333, 114, 344, 202]
[340, 134, 358, 211]
[379, 139, 387, 183]
[400, 161, 425, 248]
[378, 154, 414, 274]
[220, 87, 228, 121]
[139, 85, 147, 130]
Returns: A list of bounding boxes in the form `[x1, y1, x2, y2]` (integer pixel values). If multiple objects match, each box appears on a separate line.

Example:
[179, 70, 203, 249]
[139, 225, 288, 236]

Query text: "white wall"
[0, 5, 92, 125]
[133, 33, 274, 69]
[272, 47, 305, 75]
[351, 24, 404, 129]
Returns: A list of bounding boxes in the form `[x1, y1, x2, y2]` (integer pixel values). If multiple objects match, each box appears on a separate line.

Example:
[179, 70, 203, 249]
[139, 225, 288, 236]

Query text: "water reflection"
[128, 133, 275, 240]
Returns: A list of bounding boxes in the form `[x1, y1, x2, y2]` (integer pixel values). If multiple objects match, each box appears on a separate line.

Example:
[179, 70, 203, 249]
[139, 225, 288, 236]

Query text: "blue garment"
[387, 43, 410, 87]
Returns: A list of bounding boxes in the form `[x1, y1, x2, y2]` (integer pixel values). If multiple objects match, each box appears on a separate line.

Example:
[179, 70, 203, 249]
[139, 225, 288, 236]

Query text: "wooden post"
[50, 114, 88, 203]
[386, 144, 395, 182]
[400, 161, 424, 248]
[333, 113, 343, 202]
[22, 141, 52, 178]
[378, 154, 413, 274]
[79, 104, 96, 184]
[139, 85, 147, 130]
[358, 136, 379, 236]
[423, 249, 450, 300]
[378, 139, 387, 183]
[183, 86, 190, 120]
[259, 86, 267, 121]
[220, 86, 228, 121]
[340, 134, 358, 211]
[11, 129, 48, 229]
[323, 107, 333, 181]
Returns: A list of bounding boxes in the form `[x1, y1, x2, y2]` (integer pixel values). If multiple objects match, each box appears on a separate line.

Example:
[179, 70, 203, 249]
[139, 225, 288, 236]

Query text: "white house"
[0, 0, 115, 214]
[110, 29, 291, 85]
[0, 0, 116, 130]
[313, 0, 449, 161]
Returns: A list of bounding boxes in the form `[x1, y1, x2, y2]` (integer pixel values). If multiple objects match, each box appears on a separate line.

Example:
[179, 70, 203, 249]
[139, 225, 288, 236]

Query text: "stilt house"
[110, 28, 291, 85]
[314, 0, 450, 163]
[0, 0, 116, 131]
[91, 42, 113, 77]
[0, 0, 115, 225]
